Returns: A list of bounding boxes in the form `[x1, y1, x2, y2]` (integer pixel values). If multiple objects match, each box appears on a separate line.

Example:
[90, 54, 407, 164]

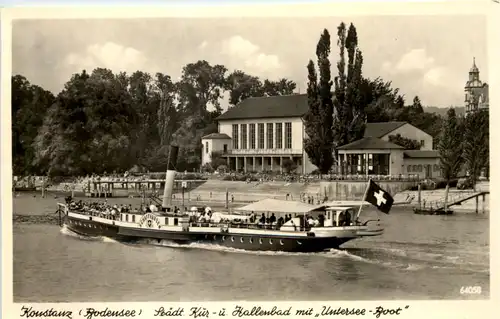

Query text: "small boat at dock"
[57, 145, 394, 253]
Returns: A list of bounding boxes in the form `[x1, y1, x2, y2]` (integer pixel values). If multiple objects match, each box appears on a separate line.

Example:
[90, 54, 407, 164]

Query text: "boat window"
[231, 236, 235, 242]
[240, 237, 244, 243]
[280, 240, 284, 245]
[269, 239, 273, 245]
[132, 215, 135, 222]
[259, 238, 263, 244]
[126, 215, 129, 222]
[222, 236, 225, 241]
[174, 218, 178, 226]
[249, 238, 253, 244]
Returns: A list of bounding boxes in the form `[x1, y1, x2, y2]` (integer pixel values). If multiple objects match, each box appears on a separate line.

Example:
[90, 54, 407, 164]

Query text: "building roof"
[201, 133, 231, 140]
[363, 121, 407, 138]
[403, 150, 439, 158]
[217, 94, 308, 121]
[337, 137, 404, 150]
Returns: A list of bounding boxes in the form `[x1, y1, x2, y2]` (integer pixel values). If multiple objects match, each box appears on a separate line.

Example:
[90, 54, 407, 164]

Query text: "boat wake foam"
[59, 225, 120, 244]
[59, 227, 489, 274]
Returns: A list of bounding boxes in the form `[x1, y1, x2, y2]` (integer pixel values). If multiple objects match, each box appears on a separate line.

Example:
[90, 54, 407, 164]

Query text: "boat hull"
[65, 215, 135, 242]
[64, 215, 356, 253]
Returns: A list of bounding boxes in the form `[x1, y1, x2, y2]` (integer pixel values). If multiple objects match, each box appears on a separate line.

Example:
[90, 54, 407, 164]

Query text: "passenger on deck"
[338, 212, 345, 226]
[269, 213, 276, 224]
[277, 216, 284, 228]
[345, 212, 352, 226]
[259, 213, 266, 224]
[307, 216, 315, 226]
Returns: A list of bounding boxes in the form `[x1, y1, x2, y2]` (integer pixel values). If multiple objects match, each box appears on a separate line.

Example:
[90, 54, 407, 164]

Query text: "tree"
[176, 60, 227, 114]
[12, 75, 55, 175]
[224, 71, 297, 107]
[388, 134, 421, 150]
[262, 79, 296, 96]
[412, 96, 424, 113]
[438, 108, 463, 181]
[303, 29, 334, 174]
[225, 70, 263, 106]
[173, 61, 227, 171]
[333, 22, 366, 151]
[438, 108, 464, 211]
[282, 158, 298, 173]
[462, 110, 489, 190]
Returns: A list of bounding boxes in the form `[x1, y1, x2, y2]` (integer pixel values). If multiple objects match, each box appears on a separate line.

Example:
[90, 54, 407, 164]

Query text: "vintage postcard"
[1, 1, 497, 319]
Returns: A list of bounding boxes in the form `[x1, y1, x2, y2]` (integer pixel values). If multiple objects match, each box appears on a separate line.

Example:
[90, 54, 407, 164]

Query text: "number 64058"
[460, 286, 482, 294]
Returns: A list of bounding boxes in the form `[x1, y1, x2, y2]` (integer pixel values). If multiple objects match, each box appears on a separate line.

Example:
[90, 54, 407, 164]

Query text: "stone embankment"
[32, 178, 489, 212]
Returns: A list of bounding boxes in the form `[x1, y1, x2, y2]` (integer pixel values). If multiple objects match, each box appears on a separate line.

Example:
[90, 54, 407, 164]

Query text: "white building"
[202, 94, 440, 177]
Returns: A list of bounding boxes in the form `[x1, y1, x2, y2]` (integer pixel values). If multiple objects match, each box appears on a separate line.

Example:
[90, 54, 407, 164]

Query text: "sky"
[12, 15, 488, 109]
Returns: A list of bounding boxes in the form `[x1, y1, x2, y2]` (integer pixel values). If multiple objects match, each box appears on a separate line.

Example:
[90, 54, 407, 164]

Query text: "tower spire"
[469, 57, 479, 74]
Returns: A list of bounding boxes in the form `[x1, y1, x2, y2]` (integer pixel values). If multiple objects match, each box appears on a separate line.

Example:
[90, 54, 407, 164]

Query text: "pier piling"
[417, 183, 422, 210]
[225, 188, 229, 209]
[482, 194, 485, 214]
[476, 196, 479, 214]
[41, 176, 46, 198]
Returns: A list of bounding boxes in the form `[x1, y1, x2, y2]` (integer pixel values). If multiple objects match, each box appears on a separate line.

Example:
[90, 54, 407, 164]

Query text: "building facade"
[465, 57, 489, 116]
[202, 94, 313, 174]
[202, 94, 441, 177]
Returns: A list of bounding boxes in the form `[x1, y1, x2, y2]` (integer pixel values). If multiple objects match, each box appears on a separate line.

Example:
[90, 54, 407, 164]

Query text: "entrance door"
[425, 165, 432, 178]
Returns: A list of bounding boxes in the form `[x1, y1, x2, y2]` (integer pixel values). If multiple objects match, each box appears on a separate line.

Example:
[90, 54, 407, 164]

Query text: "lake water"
[12, 192, 489, 302]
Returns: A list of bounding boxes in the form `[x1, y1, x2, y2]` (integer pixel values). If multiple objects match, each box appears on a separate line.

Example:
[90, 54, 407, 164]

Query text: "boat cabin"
[323, 206, 358, 227]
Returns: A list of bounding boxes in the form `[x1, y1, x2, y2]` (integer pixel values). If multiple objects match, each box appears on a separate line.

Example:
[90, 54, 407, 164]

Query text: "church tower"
[464, 57, 489, 116]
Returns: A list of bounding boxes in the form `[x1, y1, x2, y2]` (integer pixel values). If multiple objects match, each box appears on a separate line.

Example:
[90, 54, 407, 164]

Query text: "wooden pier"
[414, 190, 489, 215]
[84, 179, 205, 198]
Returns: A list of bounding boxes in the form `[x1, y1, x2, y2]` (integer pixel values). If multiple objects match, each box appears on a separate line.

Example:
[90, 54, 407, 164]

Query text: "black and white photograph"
[3, 1, 494, 313]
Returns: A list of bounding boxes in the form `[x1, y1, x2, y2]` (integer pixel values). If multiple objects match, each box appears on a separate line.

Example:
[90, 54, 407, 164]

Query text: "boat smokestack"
[162, 145, 179, 210]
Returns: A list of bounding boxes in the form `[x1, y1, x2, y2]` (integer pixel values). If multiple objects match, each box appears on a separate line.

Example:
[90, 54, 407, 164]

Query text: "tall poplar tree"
[303, 29, 334, 173]
[463, 110, 489, 190]
[438, 108, 463, 210]
[333, 22, 366, 152]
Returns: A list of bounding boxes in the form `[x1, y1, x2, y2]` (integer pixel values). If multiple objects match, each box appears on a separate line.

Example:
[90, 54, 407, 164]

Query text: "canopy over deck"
[322, 200, 367, 207]
[236, 198, 322, 214]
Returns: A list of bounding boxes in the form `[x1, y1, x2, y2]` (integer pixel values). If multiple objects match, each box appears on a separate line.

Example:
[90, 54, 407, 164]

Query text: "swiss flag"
[364, 180, 394, 214]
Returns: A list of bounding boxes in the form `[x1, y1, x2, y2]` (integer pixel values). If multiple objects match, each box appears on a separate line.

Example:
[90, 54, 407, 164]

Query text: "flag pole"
[356, 178, 371, 220]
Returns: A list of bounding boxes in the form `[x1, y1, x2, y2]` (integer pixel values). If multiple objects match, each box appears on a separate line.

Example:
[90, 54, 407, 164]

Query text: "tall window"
[258, 123, 265, 149]
[232, 124, 239, 149]
[275, 123, 283, 149]
[205, 142, 209, 153]
[249, 124, 256, 149]
[266, 123, 274, 149]
[240, 124, 247, 149]
[284, 122, 292, 149]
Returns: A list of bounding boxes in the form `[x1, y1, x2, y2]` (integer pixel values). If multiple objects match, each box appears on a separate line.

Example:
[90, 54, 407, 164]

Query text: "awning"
[322, 200, 368, 207]
[235, 198, 322, 214]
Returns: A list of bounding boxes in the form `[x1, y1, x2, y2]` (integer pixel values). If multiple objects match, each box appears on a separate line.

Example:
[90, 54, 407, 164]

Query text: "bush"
[216, 165, 228, 173]
[434, 178, 459, 189]
[201, 163, 214, 173]
[457, 177, 474, 190]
